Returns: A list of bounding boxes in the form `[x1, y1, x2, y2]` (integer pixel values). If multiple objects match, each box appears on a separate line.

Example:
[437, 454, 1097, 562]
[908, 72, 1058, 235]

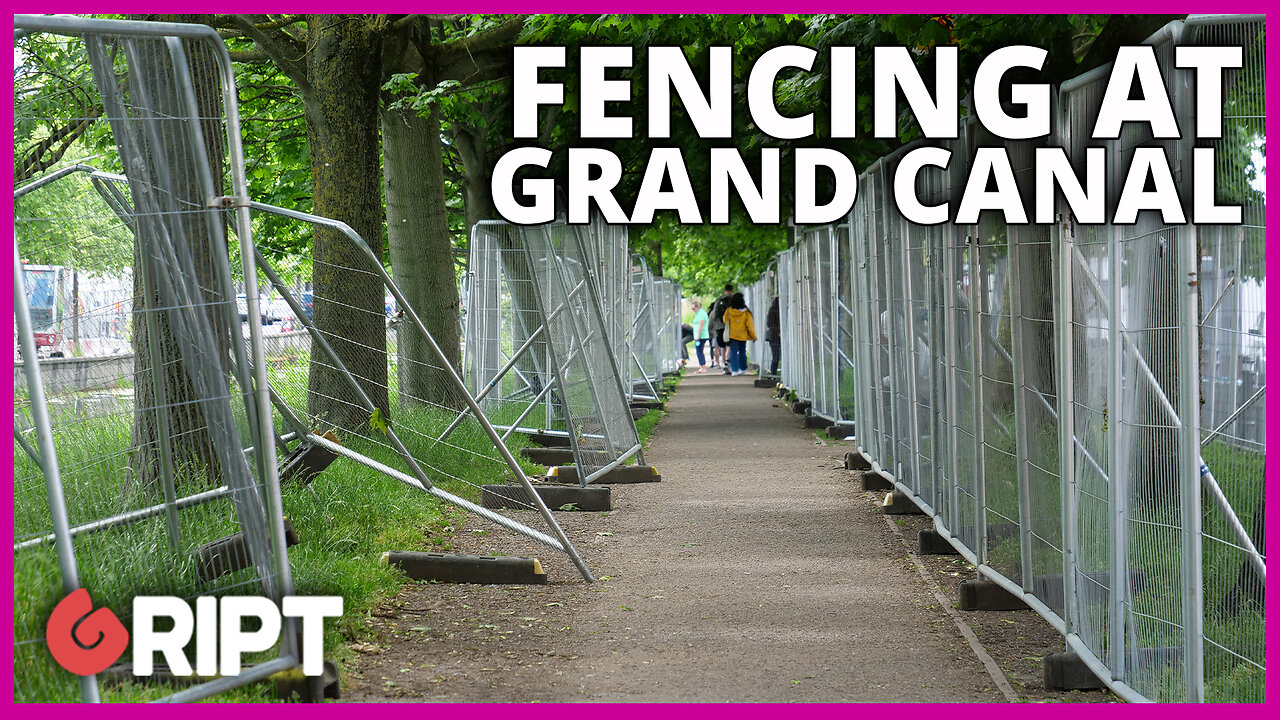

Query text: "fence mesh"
[629, 258, 661, 394]
[246, 208, 591, 580]
[1184, 14, 1266, 704]
[755, 15, 1264, 703]
[467, 220, 643, 485]
[14, 19, 294, 702]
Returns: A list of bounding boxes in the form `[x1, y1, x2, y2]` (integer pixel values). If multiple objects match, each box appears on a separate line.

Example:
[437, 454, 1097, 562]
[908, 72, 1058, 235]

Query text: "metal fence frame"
[13, 15, 298, 702]
[757, 15, 1266, 703]
[466, 219, 644, 485]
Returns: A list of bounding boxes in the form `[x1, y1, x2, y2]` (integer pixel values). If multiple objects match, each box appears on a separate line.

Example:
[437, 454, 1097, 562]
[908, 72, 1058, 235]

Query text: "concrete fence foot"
[959, 579, 1027, 611]
[527, 431, 571, 448]
[917, 529, 959, 555]
[881, 491, 923, 515]
[382, 551, 548, 585]
[481, 483, 611, 511]
[862, 471, 894, 492]
[803, 412, 834, 429]
[827, 421, 855, 439]
[1044, 652, 1106, 691]
[843, 451, 872, 471]
[198, 519, 299, 582]
[547, 464, 661, 484]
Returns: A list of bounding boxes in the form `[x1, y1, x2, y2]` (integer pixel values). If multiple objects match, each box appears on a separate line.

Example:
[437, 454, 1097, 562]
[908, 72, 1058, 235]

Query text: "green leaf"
[370, 407, 389, 435]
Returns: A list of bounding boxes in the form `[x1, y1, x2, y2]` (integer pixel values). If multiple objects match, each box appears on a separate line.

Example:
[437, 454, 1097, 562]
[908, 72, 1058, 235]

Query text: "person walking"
[708, 284, 734, 373]
[680, 322, 693, 368]
[722, 292, 757, 376]
[691, 300, 710, 373]
[766, 296, 781, 376]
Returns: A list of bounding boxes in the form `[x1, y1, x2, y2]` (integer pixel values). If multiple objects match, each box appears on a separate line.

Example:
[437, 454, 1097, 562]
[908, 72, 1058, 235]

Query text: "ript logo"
[45, 591, 343, 678]
[46, 588, 130, 676]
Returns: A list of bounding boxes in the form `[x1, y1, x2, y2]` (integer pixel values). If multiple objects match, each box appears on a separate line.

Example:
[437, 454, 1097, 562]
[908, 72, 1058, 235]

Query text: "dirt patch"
[872, 504, 1117, 704]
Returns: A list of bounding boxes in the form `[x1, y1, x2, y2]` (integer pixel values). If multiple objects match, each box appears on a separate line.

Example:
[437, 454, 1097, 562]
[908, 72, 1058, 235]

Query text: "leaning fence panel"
[248, 209, 594, 582]
[14, 17, 295, 702]
[1183, 14, 1266, 704]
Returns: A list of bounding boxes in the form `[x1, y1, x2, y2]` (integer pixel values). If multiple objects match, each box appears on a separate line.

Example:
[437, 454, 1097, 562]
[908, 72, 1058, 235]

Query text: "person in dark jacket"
[766, 296, 781, 376]
[707, 283, 734, 372]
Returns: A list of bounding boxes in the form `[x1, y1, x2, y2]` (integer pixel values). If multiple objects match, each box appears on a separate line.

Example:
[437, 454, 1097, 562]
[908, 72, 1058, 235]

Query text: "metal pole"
[13, 237, 101, 703]
[249, 203, 595, 583]
[1179, 186, 1206, 707]
[1007, 218, 1035, 594]
[899, 216, 925, 498]
[1055, 212, 1080, 641]
[1107, 137, 1128, 682]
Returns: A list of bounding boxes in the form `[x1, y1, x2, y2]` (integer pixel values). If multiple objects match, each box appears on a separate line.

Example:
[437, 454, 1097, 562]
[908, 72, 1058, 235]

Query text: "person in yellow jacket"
[721, 292, 756, 376]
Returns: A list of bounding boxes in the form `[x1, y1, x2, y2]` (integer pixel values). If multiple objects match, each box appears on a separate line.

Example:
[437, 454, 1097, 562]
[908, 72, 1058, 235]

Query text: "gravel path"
[342, 372, 1020, 702]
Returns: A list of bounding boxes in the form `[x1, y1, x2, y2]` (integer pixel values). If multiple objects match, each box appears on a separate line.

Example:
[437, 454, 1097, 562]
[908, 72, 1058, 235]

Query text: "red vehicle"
[17, 264, 132, 359]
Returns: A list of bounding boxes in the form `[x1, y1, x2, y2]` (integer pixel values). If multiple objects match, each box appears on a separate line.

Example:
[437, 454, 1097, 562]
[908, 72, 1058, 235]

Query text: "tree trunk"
[304, 15, 390, 429]
[455, 123, 551, 397]
[115, 15, 227, 489]
[382, 101, 463, 410]
[454, 125, 495, 235]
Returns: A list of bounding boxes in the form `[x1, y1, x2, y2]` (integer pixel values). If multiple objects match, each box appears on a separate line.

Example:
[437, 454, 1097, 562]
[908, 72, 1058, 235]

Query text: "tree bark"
[454, 123, 496, 234]
[303, 15, 390, 429]
[382, 100, 464, 410]
[117, 15, 228, 488]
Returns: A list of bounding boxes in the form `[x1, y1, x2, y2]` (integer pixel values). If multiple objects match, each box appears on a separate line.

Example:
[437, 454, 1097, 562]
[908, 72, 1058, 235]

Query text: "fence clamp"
[207, 195, 249, 210]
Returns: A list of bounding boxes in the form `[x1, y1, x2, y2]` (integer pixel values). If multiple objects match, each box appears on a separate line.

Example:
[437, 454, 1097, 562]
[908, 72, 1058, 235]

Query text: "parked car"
[235, 294, 268, 324]
[267, 299, 295, 329]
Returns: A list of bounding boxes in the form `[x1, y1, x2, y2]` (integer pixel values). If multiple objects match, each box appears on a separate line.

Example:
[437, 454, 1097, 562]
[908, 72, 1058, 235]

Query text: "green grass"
[974, 411, 1265, 703]
[14, 346, 683, 703]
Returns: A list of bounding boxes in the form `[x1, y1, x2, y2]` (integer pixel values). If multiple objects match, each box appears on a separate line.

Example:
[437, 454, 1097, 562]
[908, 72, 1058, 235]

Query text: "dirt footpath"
[342, 372, 1110, 703]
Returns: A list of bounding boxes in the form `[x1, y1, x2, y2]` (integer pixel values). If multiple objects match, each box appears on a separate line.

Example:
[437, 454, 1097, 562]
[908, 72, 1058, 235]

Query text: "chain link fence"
[14, 17, 297, 702]
[466, 220, 644, 485]
[757, 15, 1265, 703]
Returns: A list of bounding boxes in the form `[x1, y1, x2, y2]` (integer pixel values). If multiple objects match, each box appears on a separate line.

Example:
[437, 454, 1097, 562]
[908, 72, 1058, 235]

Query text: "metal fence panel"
[14, 17, 294, 702]
[1183, 15, 1266, 704]
[756, 14, 1263, 702]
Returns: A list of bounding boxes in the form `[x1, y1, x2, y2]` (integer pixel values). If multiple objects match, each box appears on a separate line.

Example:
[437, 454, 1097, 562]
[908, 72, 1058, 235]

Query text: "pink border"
[3, 3, 1276, 714]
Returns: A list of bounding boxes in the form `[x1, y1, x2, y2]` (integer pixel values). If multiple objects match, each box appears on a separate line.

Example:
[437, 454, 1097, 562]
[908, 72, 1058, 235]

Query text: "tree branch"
[1077, 14, 1182, 76]
[227, 49, 271, 63]
[17, 109, 101, 182]
[228, 14, 311, 95]
[432, 16, 526, 68]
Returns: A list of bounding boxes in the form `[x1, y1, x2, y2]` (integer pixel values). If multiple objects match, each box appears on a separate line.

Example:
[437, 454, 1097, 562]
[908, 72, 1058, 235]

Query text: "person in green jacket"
[691, 300, 710, 373]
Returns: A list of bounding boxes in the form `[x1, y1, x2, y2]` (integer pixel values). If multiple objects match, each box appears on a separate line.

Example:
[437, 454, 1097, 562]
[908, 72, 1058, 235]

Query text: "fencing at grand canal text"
[758, 15, 1265, 703]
